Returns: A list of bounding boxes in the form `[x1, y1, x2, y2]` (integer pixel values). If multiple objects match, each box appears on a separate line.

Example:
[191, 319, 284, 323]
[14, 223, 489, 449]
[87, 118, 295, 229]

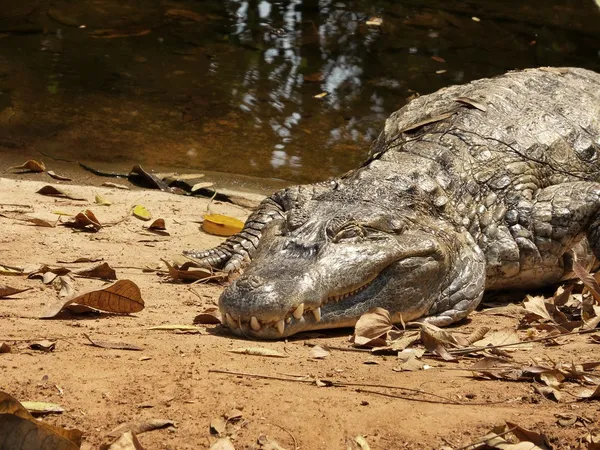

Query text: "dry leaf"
[163, 259, 219, 282]
[191, 182, 214, 192]
[8, 160, 45, 172]
[23, 216, 58, 227]
[210, 418, 227, 436]
[0, 343, 10, 353]
[257, 434, 288, 450]
[84, 334, 143, 351]
[411, 322, 458, 360]
[47, 171, 72, 181]
[349, 435, 371, 450]
[40, 279, 144, 318]
[74, 262, 117, 280]
[393, 349, 425, 372]
[103, 431, 145, 450]
[352, 308, 393, 346]
[202, 214, 244, 237]
[455, 97, 487, 112]
[58, 275, 76, 298]
[576, 385, 600, 401]
[193, 307, 222, 325]
[102, 182, 130, 190]
[430, 55, 446, 63]
[132, 205, 151, 221]
[21, 401, 64, 414]
[0, 414, 79, 450]
[573, 260, 600, 303]
[229, 347, 287, 358]
[0, 285, 31, 298]
[210, 437, 235, 450]
[149, 219, 166, 230]
[63, 209, 102, 231]
[0, 391, 82, 447]
[30, 340, 56, 352]
[309, 345, 330, 359]
[313, 92, 328, 99]
[95, 193, 112, 206]
[36, 185, 86, 201]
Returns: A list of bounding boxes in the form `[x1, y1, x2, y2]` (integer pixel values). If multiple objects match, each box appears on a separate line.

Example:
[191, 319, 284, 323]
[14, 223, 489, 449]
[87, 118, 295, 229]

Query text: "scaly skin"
[186, 67, 600, 339]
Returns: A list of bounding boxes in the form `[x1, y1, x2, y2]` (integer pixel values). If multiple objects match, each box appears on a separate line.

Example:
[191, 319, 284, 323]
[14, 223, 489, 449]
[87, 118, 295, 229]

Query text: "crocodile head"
[218, 194, 473, 339]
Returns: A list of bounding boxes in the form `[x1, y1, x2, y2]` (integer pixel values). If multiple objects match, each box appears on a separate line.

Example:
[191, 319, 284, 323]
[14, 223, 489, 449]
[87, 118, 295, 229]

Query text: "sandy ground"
[1, 173, 599, 450]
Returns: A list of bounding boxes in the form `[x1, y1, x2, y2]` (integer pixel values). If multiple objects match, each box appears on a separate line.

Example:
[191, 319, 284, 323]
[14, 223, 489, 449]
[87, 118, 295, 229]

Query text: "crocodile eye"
[332, 224, 364, 242]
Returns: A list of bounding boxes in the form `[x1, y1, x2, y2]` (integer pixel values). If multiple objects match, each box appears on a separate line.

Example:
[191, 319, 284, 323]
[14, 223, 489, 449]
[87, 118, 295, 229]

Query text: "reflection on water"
[0, 0, 599, 183]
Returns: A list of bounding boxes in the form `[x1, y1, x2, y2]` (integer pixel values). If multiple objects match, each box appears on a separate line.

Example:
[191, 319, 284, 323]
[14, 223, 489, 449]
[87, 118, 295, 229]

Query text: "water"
[1, 0, 599, 184]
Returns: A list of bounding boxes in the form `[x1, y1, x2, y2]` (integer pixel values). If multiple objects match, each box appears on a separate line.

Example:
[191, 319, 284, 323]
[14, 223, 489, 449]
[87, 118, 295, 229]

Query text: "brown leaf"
[149, 219, 166, 230]
[352, 308, 393, 346]
[576, 384, 600, 400]
[454, 97, 487, 112]
[0, 391, 82, 446]
[0, 285, 31, 298]
[74, 262, 117, 280]
[573, 260, 600, 303]
[40, 279, 144, 318]
[412, 322, 458, 360]
[47, 171, 73, 181]
[163, 259, 219, 282]
[102, 431, 145, 450]
[30, 340, 56, 352]
[36, 185, 86, 201]
[84, 333, 143, 351]
[309, 345, 330, 359]
[393, 349, 425, 372]
[0, 342, 10, 353]
[504, 422, 552, 448]
[102, 182, 130, 190]
[63, 209, 102, 231]
[58, 275, 76, 298]
[210, 437, 236, 450]
[0, 414, 79, 450]
[193, 307, 222, 325]
[210, 417, 227, 436]
[8, 159, 46, 172]
[24, 216, 58, 227]
[535, 384, 563, 402]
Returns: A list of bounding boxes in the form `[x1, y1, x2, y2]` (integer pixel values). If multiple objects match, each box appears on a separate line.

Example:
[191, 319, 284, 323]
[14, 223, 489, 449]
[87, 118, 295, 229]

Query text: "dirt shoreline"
[1, 174, 599, 450]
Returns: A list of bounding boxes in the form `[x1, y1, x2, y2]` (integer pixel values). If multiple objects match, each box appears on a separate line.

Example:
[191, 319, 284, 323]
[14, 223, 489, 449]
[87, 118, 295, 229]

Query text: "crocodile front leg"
[185, 182, 336, 273]
[184, 195, 285, 273]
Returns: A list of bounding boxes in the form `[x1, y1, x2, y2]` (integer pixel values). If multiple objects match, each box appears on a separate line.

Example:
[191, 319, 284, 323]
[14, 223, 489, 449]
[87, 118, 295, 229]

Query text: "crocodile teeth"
[293, 303, 304, 319]
[312, 307, 321, 322]
[276, 319, 285, 335]
[225, 313, 238, 329]
[250, 316, 261, 331]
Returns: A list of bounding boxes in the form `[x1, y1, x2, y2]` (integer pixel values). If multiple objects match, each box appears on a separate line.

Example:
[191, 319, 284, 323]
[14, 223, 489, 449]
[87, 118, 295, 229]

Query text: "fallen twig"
[268, 421, 299, 450]
[208, 369, 502, 405]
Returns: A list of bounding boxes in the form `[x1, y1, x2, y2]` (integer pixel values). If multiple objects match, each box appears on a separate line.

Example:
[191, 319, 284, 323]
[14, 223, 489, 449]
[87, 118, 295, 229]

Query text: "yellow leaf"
[313, 92, 328, 99]
[132, 204, 151, 221]
[202, 214, 244, 237]
[8, 160, 46, 172]
[95, 193, 112, 206]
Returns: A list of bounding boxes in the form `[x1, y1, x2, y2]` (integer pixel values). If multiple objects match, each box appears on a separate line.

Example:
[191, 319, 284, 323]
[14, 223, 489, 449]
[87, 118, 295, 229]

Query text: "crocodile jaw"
[218, 233, 448, 339]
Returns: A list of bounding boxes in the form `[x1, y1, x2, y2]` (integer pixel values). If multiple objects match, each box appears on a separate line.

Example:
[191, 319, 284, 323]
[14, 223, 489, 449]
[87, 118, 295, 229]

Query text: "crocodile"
[186, 67, 600, 339]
